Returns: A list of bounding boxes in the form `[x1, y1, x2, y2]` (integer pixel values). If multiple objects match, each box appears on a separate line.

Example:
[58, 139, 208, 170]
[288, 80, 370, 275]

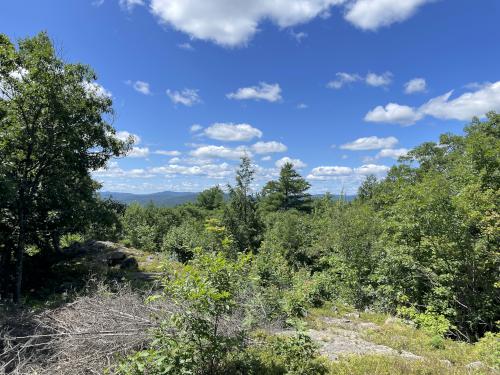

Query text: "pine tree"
[260, 162, 312, 213]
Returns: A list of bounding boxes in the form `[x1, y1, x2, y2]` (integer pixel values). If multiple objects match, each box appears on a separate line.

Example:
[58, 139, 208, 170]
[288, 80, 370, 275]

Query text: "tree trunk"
[13, 190, 26, 304]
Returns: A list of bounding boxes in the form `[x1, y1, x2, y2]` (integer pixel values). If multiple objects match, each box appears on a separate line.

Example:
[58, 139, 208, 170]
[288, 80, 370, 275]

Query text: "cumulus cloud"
[308, 166, 353, 178]
[365, 72, 393, 87]
[307, 163, 389, 180]
[328, 71, 392, 89]
[128, 146, 150, 158]
[190, 145, 250, 160]
[327, 72, 361, 89]
[355, 164, 390, 175]
[404, 78, 427, 94]
[149, 0, 345, 47]
[94, 162, 154, 179]
[115, 130, 141, 144]
[340, 136, 398, 150]
[344, 0, 434, 31]
[366, 81, 500, 125]
[275, 157, 307, 169]
[150, 162, 233, 178]
[82, 81, 112, 99]
[365, 103, 423, 125]
[190, 124, 203, 133]
[154, 150, 182, 156]
[203, 123, 262, 142]
[227, 82, 282, 102]
[420, 82, 500, 120]
[251, 141, 287, 154]
[131, 80, 151, 95]
[375, 148, 408, 159]
[167, 88, 201, 106]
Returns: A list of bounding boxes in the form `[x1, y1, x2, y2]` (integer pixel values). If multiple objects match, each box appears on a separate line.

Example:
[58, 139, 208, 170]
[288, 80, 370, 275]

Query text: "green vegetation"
[0, 32, 498, 374]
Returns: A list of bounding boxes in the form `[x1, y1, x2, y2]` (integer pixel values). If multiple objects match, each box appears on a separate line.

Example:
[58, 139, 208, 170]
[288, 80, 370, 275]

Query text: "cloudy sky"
[2, 0, 499, 194]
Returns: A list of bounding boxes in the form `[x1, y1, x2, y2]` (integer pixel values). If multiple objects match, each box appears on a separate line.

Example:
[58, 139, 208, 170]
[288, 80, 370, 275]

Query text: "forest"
[0, 33, 499, 375]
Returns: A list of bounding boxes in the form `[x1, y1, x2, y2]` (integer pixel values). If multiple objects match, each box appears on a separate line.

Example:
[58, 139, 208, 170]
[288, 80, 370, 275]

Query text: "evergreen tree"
[223, 156, 262, 252]
[260, 162, 312, 213]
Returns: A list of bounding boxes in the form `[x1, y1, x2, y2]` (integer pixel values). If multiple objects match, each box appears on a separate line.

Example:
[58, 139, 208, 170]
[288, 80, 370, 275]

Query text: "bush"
[117, 250, 252, 375]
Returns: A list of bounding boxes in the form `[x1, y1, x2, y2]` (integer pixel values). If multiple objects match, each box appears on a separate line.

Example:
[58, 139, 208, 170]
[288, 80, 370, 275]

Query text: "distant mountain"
[100, 191, 199, 207]
[100, 190, 356, 207]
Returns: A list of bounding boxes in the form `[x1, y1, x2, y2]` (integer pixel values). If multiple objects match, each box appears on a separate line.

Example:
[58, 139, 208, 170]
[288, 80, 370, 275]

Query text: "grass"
[328, 354, 497, 375]
[305, 303, 499, 374]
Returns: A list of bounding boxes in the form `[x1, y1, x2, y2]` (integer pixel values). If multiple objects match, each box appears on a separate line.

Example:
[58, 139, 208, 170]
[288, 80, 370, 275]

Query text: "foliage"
[196, 185, 225, 210]
[223, 156, 262, 252]
[260, 162, 312, 213]
[118, 249, 252, 375]
[0, 32, 128, 301]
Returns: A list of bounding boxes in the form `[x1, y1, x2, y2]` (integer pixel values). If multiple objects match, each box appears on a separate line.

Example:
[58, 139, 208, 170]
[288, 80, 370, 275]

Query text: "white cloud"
[190, 145, 250, 160]
[308, 166, 353, 178]
[365, 72, 393, 87]
[328, 71, 392, 89]
[167, 88, 201, 106]
[119, 0, 144, 11]
[275, 157, 307, 169]
[132, 80, 151, 95]
[227, 82, 282, 102]
[307, 163, 389, 180]
[404, 78, 427, 94]
[150, 162, 233, 178]
[366, 81, 500, 125]
[297, 103, 308, 109]
[327, 72, 361, 89]
[203, 123, 262, 142]
[251, 141, 287, 154]
[115, 130, 141, 144]
[365, 103, 423, 125]
[178, 42, 194, 50]
[190, 124, 203, 133]
[340, 136, 398, 151]
[375, 148, 408, 159]
[355, 164, 390, 175]
[344, 0, 434, 31]
[149, 0, 345, 47]
[128, 146, 150, 158]
[82, 81, 112, 99]
[94, 161, 154, 179]
[290, 30, 308, 42]
[420, 82, 500, 120]
[261, 156, 272, 161]
[154, 150, 182, 156]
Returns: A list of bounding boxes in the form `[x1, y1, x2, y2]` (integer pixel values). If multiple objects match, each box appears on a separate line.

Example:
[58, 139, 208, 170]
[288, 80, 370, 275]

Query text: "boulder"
[107, 251, 127, 266]
[120, 257, 139, 271]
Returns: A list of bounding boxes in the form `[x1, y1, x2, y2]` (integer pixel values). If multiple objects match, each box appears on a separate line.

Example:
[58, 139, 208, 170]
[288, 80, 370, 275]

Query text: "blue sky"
[1, 0, 499, 194]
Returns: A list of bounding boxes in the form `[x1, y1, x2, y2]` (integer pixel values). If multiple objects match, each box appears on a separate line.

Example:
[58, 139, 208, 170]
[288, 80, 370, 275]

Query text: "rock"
[465, 361, 484, 370]
[384, 316, 399, 325]
[107, 251, 127, 266]
[440, 359, 452, 367]
[400, 351, 424, 360]
[120, 257, 139, 271]
[345, 312, 360, 319]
